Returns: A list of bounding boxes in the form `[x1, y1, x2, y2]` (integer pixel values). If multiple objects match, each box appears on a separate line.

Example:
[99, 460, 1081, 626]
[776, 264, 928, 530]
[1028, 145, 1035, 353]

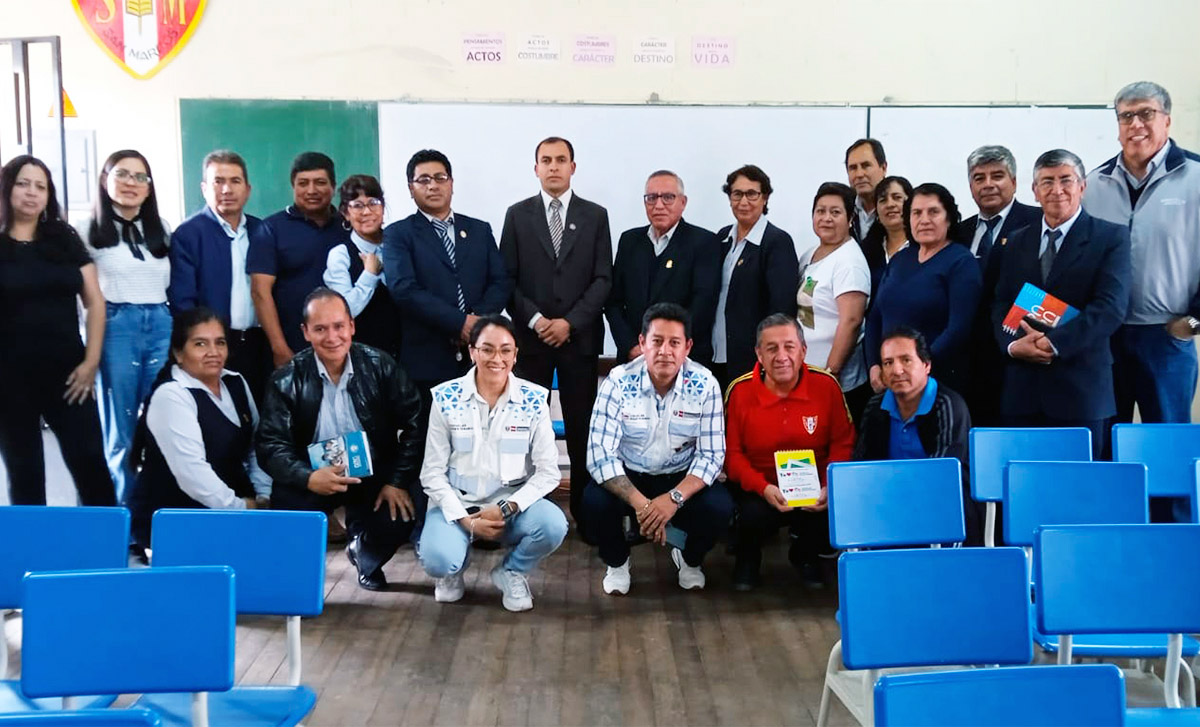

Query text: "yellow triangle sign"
[48, 89, 77, 118]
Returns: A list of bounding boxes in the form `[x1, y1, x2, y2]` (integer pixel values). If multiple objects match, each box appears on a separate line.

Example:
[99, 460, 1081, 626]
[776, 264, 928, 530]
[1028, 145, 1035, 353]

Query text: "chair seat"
[0, 682, 117, 712]
[0, 709, 161, 725]
[134, 686, 316, 727]
[1125, 708, 1200, 726]
[1034, 630, 1200, 658]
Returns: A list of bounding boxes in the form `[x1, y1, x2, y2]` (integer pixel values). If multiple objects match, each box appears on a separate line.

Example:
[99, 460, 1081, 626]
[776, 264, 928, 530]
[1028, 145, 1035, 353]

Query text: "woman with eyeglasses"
[81, 149, 173, 504]
[712, 164, 800, 391]
[0, 155, 115, 506]
[323, 174, 400, 359]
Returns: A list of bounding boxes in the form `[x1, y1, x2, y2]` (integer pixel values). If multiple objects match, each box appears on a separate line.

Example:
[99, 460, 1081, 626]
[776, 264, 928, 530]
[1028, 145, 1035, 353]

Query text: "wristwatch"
[1188, 317, 1200, 335]
[497, 500, 518, 521]
[668, 489, 685, 508]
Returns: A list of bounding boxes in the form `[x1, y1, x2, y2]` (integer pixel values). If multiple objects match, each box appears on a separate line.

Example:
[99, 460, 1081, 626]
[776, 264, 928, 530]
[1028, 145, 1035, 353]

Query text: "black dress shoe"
[732, 556, 761, 592]
[346, 536, 387, 591]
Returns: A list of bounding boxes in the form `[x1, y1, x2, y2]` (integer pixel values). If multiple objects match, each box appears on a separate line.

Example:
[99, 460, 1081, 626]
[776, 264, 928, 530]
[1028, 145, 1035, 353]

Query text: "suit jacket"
[715, 220, 800, 378]
[499, 193, 613, 356]
[990, 210, 1131, 420]
[605, 219, 721, 364]
[952, 200, 1042, 270]
[383, 211, 512, 382]
[168, 205, 271, 325]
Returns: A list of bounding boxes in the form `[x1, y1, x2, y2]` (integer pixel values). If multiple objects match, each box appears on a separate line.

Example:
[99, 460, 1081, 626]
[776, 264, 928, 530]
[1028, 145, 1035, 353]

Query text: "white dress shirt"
[970, 199, 1015, 256]
[647, 220, 680, 258]
[713, 214, 769, 364]
[82, 212, 172, 304]
[855, 197, 877, 239]
[218, 212, 258, 330]
[144, 365, 271, 509]
[314, 354, 363, 443]
[529, 188, 575, 329]
[421, 370, 560, 522]
[324, 231, 384, 318]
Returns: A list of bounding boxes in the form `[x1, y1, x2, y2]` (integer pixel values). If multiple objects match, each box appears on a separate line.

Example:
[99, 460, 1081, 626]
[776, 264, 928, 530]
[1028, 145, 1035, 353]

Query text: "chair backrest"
[1002, 461, 1149, 547]
[1112, 424, 1200, 498]
[19, 566, 235, 698]
[874, 664, 1125, 727]
[1193, 459, 1200, 523]
[150, 509, 326, 617]
[0, 709, 162, 725]
[839, 547, 1032, 669]
[969, 428, 1092, 503]
[828, 459, 966, 548]
[1035, 524, 1200, 634]
[0, 506, 130, 609]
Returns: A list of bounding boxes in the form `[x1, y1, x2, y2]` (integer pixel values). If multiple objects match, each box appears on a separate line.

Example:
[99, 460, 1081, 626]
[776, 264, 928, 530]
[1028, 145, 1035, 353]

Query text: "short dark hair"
[535, 136, 575, 162]
[338, 174, 385, 212]
[903, 182, 961, 240]
[301, 286, 352, 324]
[845, 138, 887, 167]
[641, 302, 692, 340]
[406, 149, 452, 182]
[881, 326, 932, 364]
[812, 181, 856, 216]
[873, 175, 913, 206]
[290, 151, 335, 186]
[201, 149, 248, 183]
[469, 314, 518, 347]
[170, 306, 227, 356]
[755, 313, 805, 347]
[721, 164, 773, 215]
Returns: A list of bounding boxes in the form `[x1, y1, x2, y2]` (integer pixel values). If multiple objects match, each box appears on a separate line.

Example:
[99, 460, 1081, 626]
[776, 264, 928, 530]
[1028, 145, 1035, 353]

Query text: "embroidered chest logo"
[803, 415, 818, 435]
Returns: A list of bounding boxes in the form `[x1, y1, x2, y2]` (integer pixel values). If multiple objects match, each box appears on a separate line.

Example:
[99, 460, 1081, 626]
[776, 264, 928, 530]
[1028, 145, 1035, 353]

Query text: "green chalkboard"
[179, 99, 379, 218]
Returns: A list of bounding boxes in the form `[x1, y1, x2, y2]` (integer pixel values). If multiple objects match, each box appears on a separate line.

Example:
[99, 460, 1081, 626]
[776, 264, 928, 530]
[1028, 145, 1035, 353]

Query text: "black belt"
[228, 327, 261, 343]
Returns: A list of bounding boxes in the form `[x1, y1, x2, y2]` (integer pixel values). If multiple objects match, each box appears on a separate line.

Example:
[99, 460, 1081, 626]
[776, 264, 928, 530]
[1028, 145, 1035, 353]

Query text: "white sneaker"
[603, 558, 631, 595]
[434, 572, 465, 603]
[491, 567, 533, 612]
[671, 548, 705, 590]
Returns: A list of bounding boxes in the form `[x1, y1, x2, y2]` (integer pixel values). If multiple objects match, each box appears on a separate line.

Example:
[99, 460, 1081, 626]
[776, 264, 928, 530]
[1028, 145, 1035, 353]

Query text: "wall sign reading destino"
[71, 0, 208, 80]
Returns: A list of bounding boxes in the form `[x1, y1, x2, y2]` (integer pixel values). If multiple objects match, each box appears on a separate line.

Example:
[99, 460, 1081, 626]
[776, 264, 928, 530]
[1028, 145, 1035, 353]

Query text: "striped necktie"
[548, 198, 563, 257]
[431, 216, 466, 312]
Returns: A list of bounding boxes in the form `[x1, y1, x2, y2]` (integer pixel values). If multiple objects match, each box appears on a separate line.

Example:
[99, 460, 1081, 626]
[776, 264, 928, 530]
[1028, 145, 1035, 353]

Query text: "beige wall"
[1, 0, 1198, 220]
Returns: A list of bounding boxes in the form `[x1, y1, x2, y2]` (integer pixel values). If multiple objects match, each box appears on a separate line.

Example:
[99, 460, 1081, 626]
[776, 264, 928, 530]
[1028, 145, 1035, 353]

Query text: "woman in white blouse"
[82, 150, 172, 504]
[796, 182, 872, 420]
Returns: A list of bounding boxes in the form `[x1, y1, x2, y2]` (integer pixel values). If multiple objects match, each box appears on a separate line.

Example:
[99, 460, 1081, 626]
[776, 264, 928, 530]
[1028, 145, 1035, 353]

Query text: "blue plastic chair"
[0, 506, 129, 713]
[146, 510, 326, 727]
[969, 427, 1093, 546]
[1113, 425, 1200, 524]
[550, 370, 565, 438]
[817, 547, 1032, 726]
[0, 710, 161, 725]
[1193, 459, 1200, 524]
[874, 663, 1126, 727]
[1035, 524, 1200, 720]
[827, 458, 967, 549]
[18, 566, 235, 727]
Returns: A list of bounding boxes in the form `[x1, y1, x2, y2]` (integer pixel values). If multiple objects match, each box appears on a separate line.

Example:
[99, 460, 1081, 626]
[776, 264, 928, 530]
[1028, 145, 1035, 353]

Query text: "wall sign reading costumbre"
[72, 0, 207, 80]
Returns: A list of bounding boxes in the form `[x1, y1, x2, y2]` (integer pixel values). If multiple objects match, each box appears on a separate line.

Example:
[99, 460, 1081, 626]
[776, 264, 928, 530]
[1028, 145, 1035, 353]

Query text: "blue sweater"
[864, 242, 982, 393]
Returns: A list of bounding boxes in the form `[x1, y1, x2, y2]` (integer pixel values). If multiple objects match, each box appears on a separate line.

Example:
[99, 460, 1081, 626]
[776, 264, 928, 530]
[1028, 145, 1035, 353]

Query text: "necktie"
[548, 198, 563, 257]
[977, 215, 1002, 261]
[116, 214, 145, 261]
[431, 217, 467, 312]
[1041, 229, 1062, 281]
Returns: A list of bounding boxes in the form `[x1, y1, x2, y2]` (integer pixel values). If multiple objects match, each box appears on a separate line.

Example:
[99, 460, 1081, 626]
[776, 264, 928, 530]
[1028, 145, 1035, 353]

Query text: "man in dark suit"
[383, 149, 512, 421]
[168, 149, 271, 403]
[499, 136, 613, 531]
[952, 145, 1044, 426]
[991, 149, 1132, 455]
[606, 170, 720, 365]
[845, 139, 888, 242]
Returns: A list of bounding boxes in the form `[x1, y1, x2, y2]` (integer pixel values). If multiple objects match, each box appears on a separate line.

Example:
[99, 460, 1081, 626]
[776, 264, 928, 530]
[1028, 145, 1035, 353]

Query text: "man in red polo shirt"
[725, 313, 855, 590]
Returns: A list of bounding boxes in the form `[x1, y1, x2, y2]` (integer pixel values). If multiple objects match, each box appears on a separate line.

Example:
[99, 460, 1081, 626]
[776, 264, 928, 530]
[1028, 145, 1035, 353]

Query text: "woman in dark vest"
[322, 174, 400, 358]
[128, 306, 271, 548]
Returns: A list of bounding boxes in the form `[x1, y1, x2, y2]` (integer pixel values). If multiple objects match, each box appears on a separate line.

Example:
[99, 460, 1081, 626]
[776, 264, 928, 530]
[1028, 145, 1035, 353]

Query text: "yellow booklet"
[774, 449, 820, 507]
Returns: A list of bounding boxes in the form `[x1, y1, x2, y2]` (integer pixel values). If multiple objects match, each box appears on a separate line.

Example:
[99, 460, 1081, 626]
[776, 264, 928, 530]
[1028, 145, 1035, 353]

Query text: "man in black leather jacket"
[258, 287, 424, 590]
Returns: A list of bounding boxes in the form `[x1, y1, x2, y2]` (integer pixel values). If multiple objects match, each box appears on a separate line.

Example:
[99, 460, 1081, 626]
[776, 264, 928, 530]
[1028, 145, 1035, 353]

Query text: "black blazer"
[499, 193, 613, 356]
[605, 219, 721, 364]
[952, 200, 1042, 270]
[990, 210, 1131, 421]
[714, 220, 800, 379]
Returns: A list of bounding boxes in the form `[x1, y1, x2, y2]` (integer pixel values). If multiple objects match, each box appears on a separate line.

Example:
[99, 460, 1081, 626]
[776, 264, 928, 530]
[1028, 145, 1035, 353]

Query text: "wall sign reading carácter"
[72, 0, 207, 80]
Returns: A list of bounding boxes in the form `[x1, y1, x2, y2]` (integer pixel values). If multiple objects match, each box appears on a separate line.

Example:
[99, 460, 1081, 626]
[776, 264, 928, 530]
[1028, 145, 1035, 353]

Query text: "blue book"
[307, 430, 373, 478]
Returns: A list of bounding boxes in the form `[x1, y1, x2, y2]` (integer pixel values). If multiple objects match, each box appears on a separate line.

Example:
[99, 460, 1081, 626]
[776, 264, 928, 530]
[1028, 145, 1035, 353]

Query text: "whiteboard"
[869, 106, 1118, 216]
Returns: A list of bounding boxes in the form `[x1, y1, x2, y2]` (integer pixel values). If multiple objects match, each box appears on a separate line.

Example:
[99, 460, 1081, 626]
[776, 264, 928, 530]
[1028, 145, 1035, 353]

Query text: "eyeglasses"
[471, 345, 517, 359]
[643, 193, 679, 206]
[411, 173, 451, 186]
[1035, 176, 1081, 192]
[1117, 108, 1164, 125]
[112, 169, 151, 185]
[729, 190, 763, 202]
[346, 198, 384, 210]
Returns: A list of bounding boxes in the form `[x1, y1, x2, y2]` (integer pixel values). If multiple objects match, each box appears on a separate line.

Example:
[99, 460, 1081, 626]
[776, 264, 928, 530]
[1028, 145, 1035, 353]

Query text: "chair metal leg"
[984, 502, 996, 548]
[1057, 635, 1073, 665]
[0, 610, 7, 679]
[287, 615, 302, 686]
[817, 640, 842, 727]
[193, 692, 209, 727]
[1165, 634, 1183, 709]
[862, 668, 879, 726]
[1181, 656, 1196, 707]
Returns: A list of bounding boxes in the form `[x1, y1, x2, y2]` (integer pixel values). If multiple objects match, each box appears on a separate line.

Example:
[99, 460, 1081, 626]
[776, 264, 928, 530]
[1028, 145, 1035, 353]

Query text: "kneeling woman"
[419, 315, 568, 612]
[129, 307, 271, 546]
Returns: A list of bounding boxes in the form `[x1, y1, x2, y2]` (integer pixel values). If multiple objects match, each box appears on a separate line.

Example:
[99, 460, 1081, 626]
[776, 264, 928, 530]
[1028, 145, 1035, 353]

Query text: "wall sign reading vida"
[72, 0, 207, 80]
[692, 36, 734, 67]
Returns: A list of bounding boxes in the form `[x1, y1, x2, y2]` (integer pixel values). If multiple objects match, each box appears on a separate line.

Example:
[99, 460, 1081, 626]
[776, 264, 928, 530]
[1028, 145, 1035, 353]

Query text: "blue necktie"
[431, 217, 466, 312]
[977, 215, 1002, 260]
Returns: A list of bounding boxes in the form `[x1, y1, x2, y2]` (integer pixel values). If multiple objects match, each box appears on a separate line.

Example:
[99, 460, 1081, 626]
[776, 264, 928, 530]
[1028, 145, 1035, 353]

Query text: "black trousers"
[226, 327, 271, 406]
[583, 470, 734, 568]
[271, 481, 421, 576]
[0, 363, 115, 506]
[515, 348, 597, 526]
[733, 487, 832, 570]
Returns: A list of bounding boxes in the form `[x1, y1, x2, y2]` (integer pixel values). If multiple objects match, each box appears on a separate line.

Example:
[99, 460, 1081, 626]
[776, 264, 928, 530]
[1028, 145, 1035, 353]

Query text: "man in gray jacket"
[1083, 81, 1200, 433]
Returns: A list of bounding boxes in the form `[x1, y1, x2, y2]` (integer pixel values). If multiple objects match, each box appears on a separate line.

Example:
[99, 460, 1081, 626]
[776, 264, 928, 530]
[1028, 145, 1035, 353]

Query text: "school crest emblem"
[72, 0, 207, 80]
[803, 415, 818, 435]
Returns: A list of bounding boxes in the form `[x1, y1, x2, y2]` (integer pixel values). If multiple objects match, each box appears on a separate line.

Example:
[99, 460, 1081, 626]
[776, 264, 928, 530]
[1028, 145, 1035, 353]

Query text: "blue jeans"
[419, 499, 568, 577]
[97, 302, 171, 503]
[1112, 324, 1198, 424]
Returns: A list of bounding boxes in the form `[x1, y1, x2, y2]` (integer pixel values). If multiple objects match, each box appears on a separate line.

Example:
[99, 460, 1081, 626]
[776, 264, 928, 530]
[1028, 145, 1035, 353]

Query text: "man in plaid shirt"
[584, 302, 731, 595]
